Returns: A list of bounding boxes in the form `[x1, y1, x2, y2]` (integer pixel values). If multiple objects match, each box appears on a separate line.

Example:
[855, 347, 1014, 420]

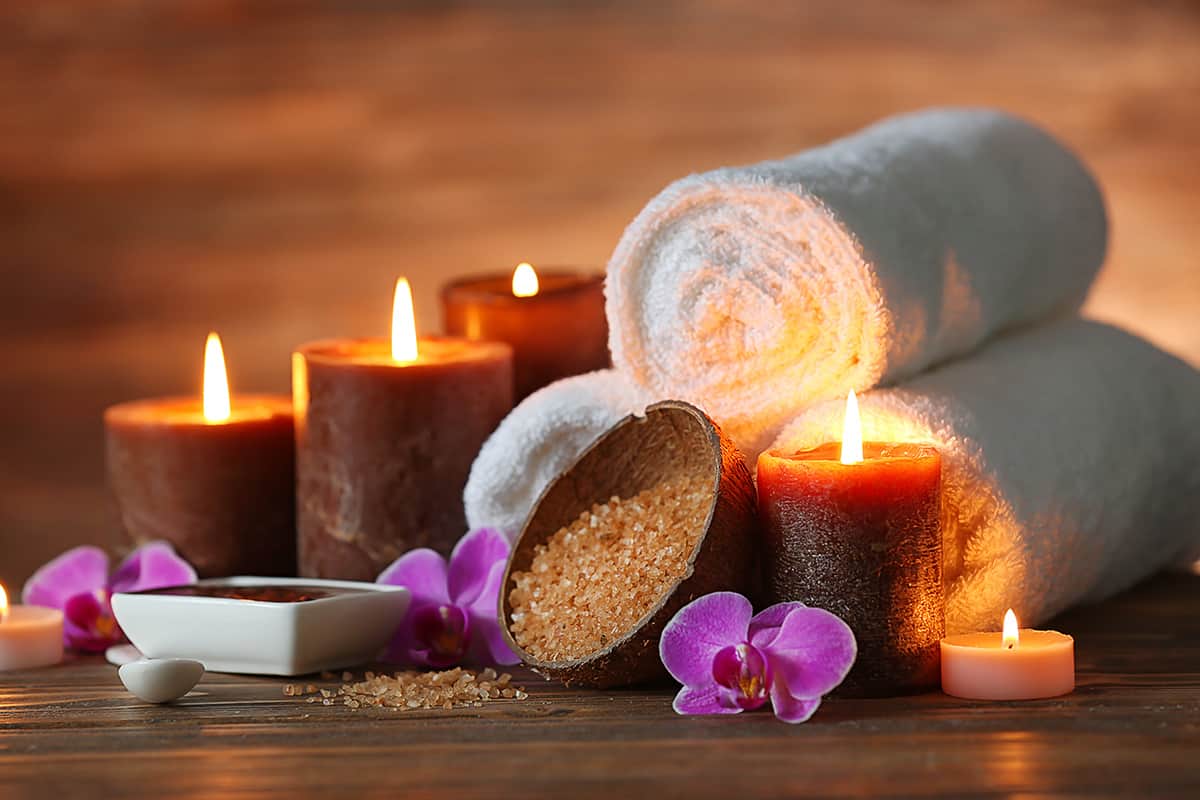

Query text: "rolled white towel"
[768, 319, 1200, 634]
[608, 108, 1108, 458]
[464, 370, 653, 539]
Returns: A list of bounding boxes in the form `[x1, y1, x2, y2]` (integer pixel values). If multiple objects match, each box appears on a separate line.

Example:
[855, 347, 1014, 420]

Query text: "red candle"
[441, 263, 608, 401]
[295, 278, 513, 581]
[756, 391, 944, 696]
[105, 333, 295, 577]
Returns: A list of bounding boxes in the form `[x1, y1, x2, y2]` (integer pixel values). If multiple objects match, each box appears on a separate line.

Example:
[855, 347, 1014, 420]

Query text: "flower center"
[712, 642, 771, 710]
[412, 604, 470, 666]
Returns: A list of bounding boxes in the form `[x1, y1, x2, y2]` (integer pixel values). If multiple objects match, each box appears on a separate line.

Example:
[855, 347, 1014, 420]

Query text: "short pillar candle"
[941, 609, 1075, 700]
[294, 278, 513, 581]
[442, 263, 608, 402]
[0, 586, 64, 671]
[756, 392, 944, 696]
[105, 333, 295, 578]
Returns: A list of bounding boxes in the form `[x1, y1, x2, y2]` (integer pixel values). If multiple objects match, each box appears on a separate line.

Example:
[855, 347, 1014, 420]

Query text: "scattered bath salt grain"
[287, 668, 528, 712]
[509, 476, 710, 662]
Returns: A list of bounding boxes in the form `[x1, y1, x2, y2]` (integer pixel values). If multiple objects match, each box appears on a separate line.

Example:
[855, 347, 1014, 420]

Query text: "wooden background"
[1, 0, 1198, 590]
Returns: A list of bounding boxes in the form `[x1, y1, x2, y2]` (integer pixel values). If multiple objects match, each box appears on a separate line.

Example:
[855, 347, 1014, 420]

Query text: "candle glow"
[840, 390, 864, 465]
[512, 262, 539, 298]
[0, 584, 8, 622]
[203, 332, 232, 424]
[391, 277, 419, 363]
[1003, 608, 1020, 650]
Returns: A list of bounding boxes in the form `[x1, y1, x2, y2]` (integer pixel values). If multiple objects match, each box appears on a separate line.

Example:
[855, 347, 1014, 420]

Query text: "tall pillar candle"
[105, 333, 295, 577]
[756, 392, 944, 696]
[294, 278, 513, 581]
[442, 263, 608, 401]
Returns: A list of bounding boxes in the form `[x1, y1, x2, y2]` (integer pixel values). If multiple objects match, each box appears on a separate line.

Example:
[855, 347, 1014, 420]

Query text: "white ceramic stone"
[105, 644, 143, 667]
[119, 658, 204, 704]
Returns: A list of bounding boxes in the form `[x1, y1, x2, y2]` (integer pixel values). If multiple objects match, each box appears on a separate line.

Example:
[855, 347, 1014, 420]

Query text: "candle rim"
[441, 270, 604, 304]
[104, 393, 292, 426]
[295, 336, 512, 366]
[763, 441, 940, 463]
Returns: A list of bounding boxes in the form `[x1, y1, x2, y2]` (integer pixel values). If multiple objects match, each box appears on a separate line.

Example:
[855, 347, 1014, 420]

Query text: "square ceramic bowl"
[111, 577, 410, 676]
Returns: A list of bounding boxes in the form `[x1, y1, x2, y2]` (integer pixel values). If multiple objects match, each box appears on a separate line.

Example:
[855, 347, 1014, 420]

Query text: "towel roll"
[464, 370, 652, 539]
[768, 320, 1200, 635]
[607, 108, 1108, 457]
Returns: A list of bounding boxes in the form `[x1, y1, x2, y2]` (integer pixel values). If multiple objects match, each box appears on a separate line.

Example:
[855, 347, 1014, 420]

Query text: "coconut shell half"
[499, 400, 758, 688]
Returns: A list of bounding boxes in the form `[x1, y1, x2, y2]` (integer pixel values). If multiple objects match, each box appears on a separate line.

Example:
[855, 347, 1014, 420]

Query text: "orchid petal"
[447, 527, 509, 606]
[377, 549, 450, 605]
[748, 601, 808, 646]
[21, 546, 109, 610]
[769, 677, 822, 724]
[109, 542, 197, 594]
[659, 592, 753, 688]
[467, 560, 520, 665]
[380, 596, 440, 665]
[673, 683, 741, 716]
[63, 590, 123, 652]
[761, 607, 857, 699]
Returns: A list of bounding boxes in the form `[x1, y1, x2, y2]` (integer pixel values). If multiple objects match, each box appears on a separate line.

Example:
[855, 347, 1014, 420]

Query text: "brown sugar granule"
[508, 476, 710, 662]
[291, 668, 528, 712]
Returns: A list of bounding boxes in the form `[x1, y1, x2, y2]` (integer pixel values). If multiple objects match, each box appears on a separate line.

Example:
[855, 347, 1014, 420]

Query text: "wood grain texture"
[0, 0, 1198, 590]
[1, 573, 1197, 798]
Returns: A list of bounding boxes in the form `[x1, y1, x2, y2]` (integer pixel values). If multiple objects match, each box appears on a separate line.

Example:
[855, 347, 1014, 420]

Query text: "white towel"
[607, 108, 1108, 457]
[464, 370, 653, 539]
[768, 320, 1200, 635]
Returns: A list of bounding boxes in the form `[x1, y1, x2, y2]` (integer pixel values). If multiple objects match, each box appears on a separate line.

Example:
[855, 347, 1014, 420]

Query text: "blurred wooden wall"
[2, 0, 1198, 589]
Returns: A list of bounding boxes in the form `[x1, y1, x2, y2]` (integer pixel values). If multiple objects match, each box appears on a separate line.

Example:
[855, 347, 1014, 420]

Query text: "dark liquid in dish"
[142, 584, 364, 603]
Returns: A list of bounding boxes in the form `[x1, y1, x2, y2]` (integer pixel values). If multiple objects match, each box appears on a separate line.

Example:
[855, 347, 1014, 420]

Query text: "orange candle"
[295, 278, 513, 580]
[756, 391, 944, 696]
[442, 263, 608, 401]
[105, 333, 295, 577]
[0, 585, 63, 671]
[941, 609, 1074, 700]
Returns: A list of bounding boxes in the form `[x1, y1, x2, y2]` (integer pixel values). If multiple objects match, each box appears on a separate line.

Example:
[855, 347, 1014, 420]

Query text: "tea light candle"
[105, 333, 296, 577]
[0, 585, 64, 671]
[295, 278, 513, 580]
[941, 609, 1075, 700]
[442, 263, 608, 401]
[756, 391, 944, 696]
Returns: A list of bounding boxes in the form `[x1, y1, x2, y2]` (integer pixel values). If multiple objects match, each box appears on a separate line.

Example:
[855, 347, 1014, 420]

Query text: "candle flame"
[512, 262, 539, 298]
[0, 584, 8, 621]
[1002, 608, 1019, 649]
[391, 277, 419, 362]
[840, 390, 864, 465]
[203, 332, 232, 423]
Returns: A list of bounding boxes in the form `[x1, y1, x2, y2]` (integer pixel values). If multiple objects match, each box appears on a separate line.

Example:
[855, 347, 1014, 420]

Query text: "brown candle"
[105, 333, 295, 578]
[294, 278, 512, 581]
[756, 392, 944, 696]
[442, 264, 608, 401]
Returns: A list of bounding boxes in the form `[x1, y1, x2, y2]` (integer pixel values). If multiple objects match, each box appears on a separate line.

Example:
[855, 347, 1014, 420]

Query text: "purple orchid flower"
[377, 527, 518, 668]
[21, 542, 196, 652]
[660, 592, 856, 723]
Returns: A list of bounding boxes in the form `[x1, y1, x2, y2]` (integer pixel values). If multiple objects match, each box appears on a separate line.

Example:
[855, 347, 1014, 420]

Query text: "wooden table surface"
[2, 572, 1197, 799]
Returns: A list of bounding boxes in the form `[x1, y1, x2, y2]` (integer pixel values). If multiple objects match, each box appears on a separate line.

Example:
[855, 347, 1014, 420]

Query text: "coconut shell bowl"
[499, 400, 759, 688]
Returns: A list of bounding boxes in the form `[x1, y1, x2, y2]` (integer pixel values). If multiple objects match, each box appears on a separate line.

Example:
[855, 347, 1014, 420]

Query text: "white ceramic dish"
[111, 577, 410, 676]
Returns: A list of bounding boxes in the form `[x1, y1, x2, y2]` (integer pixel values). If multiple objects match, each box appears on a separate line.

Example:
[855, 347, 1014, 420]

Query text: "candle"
[941, 609, 1074, 700]
[295, 278, 513, 580]
[0, 585, 63, 671]
[442, 263, 609, 401]
[105, 333, 296, 577]
[756, 391, 944, 696]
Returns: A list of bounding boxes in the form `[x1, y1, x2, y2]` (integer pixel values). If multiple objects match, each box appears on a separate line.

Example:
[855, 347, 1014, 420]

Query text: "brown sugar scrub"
[508, 476, 710, 662]
[500, 401, 759, 688]
[285, 668, 528, 710]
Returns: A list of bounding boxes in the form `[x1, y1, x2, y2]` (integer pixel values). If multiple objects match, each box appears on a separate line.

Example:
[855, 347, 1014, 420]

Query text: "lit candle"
[756, 391, 944, 696]
[442, 263, 608, 401]
[0, 585, 64, 671]
[105, 333, 295, 577]
[940, 609, 1074, 700]
[294, 278, 513, 580]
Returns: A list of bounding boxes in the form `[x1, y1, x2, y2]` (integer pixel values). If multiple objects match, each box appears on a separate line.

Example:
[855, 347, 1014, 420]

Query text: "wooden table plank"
[2, 573, 1197, 798]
